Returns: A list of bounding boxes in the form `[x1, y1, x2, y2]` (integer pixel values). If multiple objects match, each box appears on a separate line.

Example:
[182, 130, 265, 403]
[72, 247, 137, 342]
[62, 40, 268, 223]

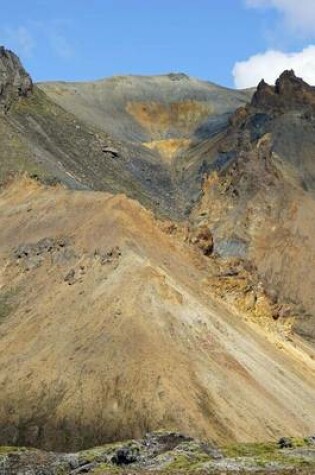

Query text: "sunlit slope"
[39, 74, 251, 142]
[0, 178, 314, 451]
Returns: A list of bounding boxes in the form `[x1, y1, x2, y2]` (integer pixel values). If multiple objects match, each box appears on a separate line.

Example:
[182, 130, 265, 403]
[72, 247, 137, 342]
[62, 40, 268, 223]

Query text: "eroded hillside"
[0, 177, 314, 451]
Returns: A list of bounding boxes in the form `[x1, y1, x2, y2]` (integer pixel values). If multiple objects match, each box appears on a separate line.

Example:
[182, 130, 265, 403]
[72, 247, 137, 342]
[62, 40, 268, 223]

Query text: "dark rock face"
[190, 225, 214, 256]
[0, 46, 32, 111]
[278, 437, 294, 449]
[251, 70, 315, 111]
[251, 79, 276, 109]
[111, 447, 140, 465]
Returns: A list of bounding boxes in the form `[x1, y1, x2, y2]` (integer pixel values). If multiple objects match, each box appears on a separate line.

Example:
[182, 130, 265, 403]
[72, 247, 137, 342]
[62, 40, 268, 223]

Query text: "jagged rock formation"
[252, 70, 315, 111]
[0, 47, 32, 111]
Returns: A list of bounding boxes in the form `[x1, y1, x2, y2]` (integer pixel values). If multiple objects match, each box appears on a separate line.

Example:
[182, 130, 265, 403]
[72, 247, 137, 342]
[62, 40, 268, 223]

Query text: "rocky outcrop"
[251, 70, 315, 112]
[190, 225, 214, 256]
[0, 46, 32, 112]
[1, 431, 314, 474]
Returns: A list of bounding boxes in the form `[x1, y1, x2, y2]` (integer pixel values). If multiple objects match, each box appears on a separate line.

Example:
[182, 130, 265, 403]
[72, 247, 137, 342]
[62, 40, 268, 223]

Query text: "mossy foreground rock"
[1, 432, 315, 474]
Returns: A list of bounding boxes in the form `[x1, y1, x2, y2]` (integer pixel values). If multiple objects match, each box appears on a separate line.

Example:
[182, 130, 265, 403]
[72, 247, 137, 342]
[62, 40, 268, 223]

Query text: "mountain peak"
[275, 69, 312, 95]
[251, 69, 315, 111]
[0, 46, 33, 111]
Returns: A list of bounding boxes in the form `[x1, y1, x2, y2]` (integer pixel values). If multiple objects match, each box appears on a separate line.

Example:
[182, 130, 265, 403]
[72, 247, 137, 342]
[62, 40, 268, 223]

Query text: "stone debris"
[190, 225, 214, 256]
[64, 268, 76, 285]
[94, 246, 122, 265]
[14, 237, 73, 271]
[101, 146, 120, 157]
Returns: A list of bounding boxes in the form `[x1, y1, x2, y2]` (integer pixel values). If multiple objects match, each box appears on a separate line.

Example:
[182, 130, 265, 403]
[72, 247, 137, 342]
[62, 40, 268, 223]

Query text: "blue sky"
[1, 0, 315, 88]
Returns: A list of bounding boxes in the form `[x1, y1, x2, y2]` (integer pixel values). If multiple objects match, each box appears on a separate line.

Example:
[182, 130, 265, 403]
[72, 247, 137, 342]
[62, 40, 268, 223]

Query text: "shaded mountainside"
[0, 47, 315, 454]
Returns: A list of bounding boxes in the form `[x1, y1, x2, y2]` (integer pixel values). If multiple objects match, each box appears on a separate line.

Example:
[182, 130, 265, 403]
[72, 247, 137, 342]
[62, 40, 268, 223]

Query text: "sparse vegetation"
[1, 435, 315, 474]
[0, 288, 17, 322]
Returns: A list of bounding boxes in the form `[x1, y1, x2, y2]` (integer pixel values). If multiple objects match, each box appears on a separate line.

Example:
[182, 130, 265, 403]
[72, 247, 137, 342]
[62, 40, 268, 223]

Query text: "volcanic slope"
[0, 177, 314, 452]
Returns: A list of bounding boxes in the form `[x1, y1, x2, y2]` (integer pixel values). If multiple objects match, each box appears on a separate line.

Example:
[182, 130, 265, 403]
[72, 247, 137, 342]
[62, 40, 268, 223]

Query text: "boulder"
[278, 437, 293, 449]
[111, 446, 139, 465]
[64, 269, 76, 285]
[102, 146, 119, 157]
[191, 226, 214, 256]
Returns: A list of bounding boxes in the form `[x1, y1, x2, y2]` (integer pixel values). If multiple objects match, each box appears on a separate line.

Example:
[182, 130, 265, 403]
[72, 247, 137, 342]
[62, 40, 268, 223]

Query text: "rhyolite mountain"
[0, 47, 314, 452]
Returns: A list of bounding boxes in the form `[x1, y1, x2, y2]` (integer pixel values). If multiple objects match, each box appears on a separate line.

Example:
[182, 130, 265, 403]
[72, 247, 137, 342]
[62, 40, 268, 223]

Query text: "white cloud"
[233, 45, 315, 88]
[0, 26, 35, 57]
[0, 20, 74, 62]
[48, 31, 73, 60]
[33, 20, 74, 60]
[246, 0, 315, 36]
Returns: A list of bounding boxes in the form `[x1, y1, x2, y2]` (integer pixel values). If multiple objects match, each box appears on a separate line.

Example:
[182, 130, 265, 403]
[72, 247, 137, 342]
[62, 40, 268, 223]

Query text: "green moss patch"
[222, 441, 278, 458]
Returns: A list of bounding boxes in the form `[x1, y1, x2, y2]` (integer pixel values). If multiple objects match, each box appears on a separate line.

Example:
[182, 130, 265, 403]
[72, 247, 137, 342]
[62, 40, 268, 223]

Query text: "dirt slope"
[0, 178, 314, 451]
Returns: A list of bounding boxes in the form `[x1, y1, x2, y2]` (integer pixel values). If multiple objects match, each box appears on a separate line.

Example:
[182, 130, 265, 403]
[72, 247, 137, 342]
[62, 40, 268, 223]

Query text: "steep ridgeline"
[190, 70, 315, 343]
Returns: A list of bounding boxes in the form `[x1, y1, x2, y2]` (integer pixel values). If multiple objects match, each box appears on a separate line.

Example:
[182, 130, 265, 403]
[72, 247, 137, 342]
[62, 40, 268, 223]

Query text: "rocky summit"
[251, 70, 315, 111]
[0, 46, 32, 111]
[0, 47, 315, 473]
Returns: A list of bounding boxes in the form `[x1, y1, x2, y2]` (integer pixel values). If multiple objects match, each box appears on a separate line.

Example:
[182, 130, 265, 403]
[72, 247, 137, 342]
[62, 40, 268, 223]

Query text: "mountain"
[0, 46, 251, 218]
[0, 47, 314, 452]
